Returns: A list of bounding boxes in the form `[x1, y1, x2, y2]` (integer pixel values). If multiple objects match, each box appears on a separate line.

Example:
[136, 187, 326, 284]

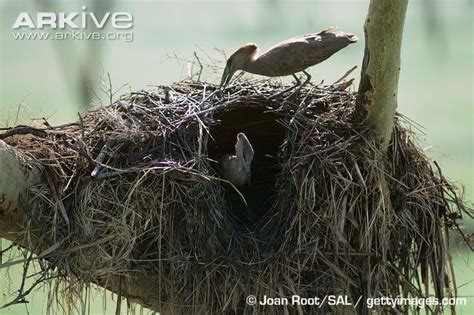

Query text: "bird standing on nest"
[220, 28, 358, 90]
[217, 132, 254, 188]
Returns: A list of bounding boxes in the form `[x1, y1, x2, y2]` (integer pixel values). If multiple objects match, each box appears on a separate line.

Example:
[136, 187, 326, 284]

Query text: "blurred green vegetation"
[0, 0, 472, 314]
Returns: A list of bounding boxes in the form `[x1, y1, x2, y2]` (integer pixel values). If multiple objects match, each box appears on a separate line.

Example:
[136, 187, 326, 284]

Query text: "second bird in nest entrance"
[217, 132, 254, 188]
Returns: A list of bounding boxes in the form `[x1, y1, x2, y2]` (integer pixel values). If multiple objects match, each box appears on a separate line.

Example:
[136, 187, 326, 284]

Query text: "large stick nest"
[2, 80, 470, 314]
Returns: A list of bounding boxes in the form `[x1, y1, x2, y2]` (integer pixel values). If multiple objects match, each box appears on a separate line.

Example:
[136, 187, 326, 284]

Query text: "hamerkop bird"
[220, 28, 358, 89]
[217, 132, 254, 187]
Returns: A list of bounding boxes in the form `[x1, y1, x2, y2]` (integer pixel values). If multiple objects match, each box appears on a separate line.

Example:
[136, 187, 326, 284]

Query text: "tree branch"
[356, 0, 409, 151]
[0, 141, 161, 313]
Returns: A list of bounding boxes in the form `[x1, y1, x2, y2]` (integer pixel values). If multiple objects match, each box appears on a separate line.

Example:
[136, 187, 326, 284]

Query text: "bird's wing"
[266, 29, 356, 53]
[257, 36, 324, 74]
[264, 33, 319, 52]
[256, 30, 357, 75]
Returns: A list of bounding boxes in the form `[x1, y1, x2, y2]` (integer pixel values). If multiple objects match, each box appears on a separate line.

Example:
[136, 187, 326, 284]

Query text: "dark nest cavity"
[1, 80, 471, 314]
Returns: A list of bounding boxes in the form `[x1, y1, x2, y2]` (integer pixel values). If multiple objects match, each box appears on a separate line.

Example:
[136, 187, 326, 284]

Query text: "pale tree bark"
[357, 0, 409, 150]
[0, 142, 40, 237]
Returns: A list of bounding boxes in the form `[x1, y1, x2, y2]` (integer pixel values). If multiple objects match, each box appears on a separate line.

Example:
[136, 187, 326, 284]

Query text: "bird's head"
[220, 43, 258, 88]
[235, 132, 254, 186]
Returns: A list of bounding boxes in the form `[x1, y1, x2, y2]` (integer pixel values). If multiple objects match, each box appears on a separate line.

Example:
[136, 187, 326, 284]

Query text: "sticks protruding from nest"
[1, 80, 471, 314]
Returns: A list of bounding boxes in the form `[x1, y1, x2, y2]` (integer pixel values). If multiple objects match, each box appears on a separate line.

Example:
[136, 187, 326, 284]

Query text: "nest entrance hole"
[208, 106, 286, 223]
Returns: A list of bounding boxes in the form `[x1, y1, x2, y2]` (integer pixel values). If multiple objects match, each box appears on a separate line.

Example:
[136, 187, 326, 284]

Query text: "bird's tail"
[320, 27, 358, 43]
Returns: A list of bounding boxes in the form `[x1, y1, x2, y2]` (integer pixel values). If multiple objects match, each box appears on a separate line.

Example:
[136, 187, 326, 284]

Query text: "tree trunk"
[357, 0, 409, 151]
[355, 2, 408, 312]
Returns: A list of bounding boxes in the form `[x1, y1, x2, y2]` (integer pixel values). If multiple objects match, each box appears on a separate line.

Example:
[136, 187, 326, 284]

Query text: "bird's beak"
[220, 64, 233, 89]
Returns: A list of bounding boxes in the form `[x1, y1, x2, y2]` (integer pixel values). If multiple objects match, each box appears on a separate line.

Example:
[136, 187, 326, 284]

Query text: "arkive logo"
[13, 6, 133, 29]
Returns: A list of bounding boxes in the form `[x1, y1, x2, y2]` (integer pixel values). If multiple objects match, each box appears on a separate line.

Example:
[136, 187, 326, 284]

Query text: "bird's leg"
[302, 70, 311, 87]
[289, 70, 312, 98]
[292, 73, 301, 86]
[269, 75, 302, 99]
[296, 70, 311, 92]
